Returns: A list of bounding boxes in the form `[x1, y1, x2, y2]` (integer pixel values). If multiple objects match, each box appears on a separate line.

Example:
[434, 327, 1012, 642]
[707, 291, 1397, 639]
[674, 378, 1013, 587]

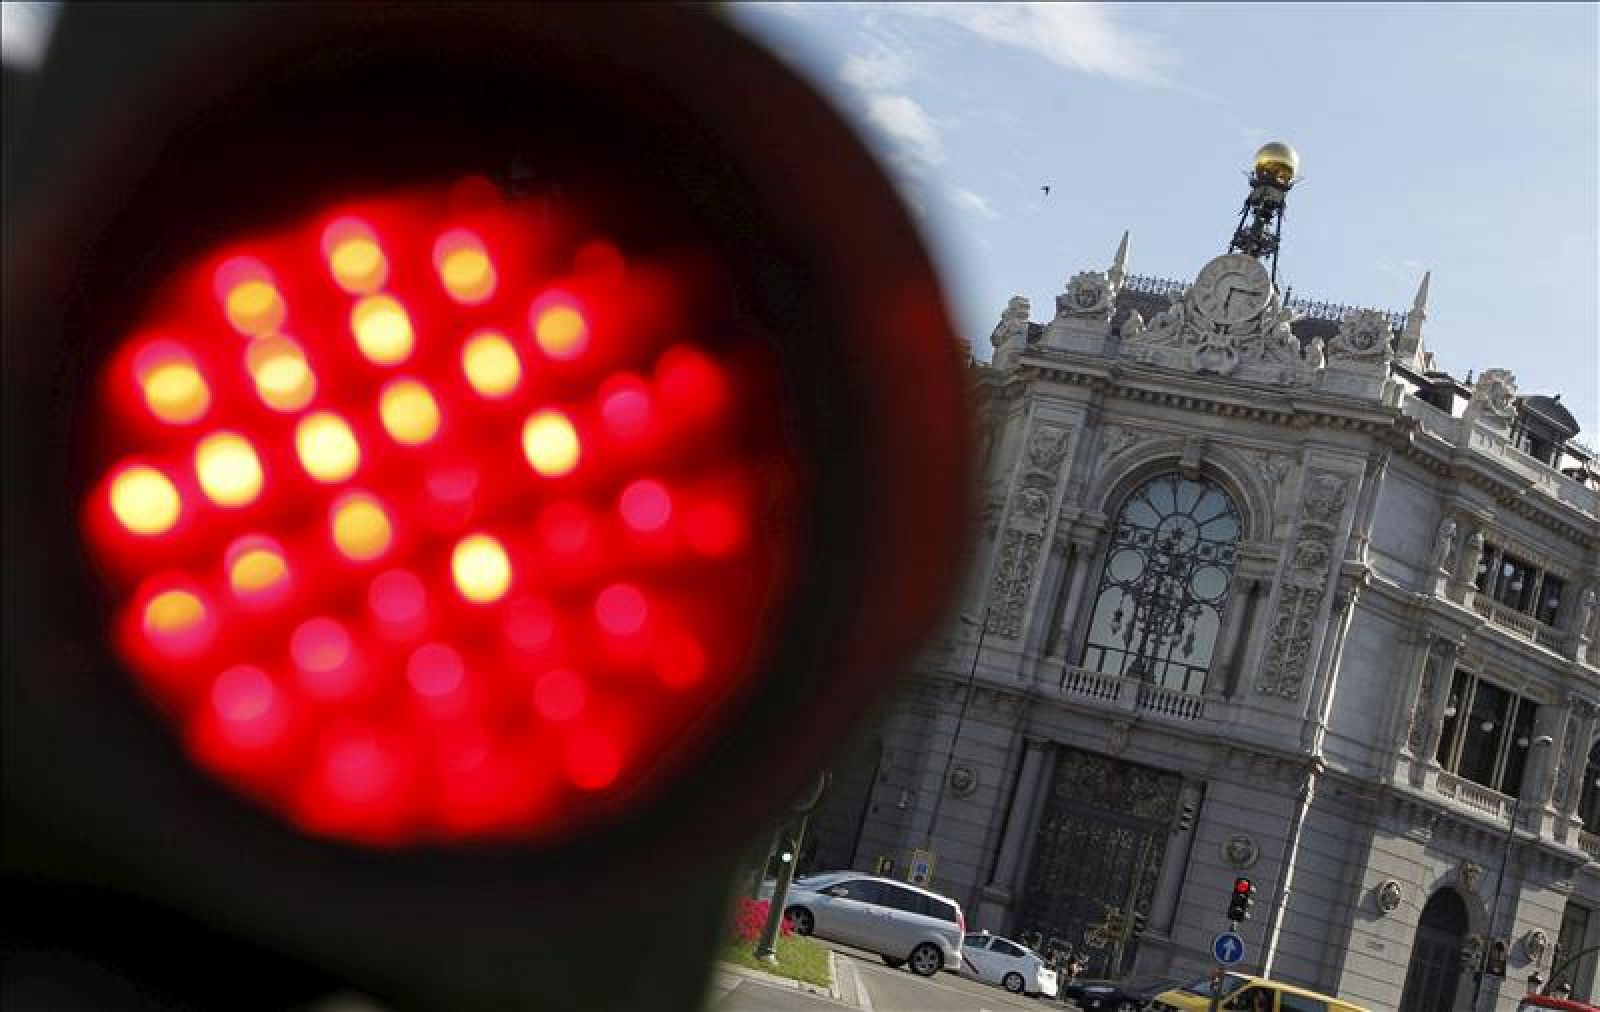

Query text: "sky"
[731, 3, 1600, 440]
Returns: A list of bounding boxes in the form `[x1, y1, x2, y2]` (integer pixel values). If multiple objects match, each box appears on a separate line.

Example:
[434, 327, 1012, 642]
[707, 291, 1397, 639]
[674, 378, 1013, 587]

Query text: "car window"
[926, 897, 959, 924]
[964, 933, 992, 949]
[828, 879, 886, 904]
[880, 884, 925, 914]
[992, 939, 1025, 958]
[1279, 995, 1326, 1012]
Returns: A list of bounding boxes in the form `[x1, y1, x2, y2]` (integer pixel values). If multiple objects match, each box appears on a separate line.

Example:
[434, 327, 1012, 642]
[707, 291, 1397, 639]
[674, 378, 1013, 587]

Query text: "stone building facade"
[808, 212, 1600, 1010]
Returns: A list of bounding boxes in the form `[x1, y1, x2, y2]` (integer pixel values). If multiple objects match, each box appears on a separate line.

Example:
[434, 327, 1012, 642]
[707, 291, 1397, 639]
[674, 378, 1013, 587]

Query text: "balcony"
[1434, 770, 1513, 825]
[1056, 665, 1206, 722]
[1470, 595, 1566, 651]
[1579, 830, 1600, 864]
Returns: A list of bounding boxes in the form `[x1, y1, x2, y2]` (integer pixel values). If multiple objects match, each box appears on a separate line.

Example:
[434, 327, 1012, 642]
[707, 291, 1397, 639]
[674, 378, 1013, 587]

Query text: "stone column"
[1057, 529, 1105, 665]
[1149, 780, 1204, 934]
[1050, 538, 1097, 658]
[975, 738, 1053, 932]
[1561, 701, 1599, 834]
[1210, 579, 1255, 699]
[1398, 630, 1438, 760]
[1417, 639, 1463, 788]
[1535, 697, 1575, 837]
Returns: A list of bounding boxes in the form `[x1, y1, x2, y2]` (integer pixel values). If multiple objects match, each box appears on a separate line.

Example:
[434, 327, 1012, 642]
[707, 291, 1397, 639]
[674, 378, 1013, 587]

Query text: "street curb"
[714, 957, 844, 1005]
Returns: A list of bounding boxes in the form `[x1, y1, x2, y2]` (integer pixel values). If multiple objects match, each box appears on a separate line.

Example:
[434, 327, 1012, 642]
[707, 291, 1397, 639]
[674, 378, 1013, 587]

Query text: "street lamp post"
[923, 610, 988, 855]
[1475, 733, 1554, 1012]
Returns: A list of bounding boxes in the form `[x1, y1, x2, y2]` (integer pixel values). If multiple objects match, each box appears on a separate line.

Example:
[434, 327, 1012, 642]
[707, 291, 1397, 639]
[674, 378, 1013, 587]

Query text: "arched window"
[1079, 473, 1241, 694]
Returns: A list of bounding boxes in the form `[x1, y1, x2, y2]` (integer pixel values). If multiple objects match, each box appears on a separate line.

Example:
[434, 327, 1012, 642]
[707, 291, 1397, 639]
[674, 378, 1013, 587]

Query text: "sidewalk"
[703, 951, 871, 1012]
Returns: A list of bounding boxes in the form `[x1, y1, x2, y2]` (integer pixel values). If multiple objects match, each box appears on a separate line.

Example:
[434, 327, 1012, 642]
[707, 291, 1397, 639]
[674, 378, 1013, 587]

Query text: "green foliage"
[719, 934, 833, 988]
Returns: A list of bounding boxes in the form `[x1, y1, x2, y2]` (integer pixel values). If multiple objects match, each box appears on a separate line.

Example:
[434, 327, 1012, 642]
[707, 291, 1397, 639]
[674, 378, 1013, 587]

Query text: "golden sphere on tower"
[1253, 141, 1300, 185]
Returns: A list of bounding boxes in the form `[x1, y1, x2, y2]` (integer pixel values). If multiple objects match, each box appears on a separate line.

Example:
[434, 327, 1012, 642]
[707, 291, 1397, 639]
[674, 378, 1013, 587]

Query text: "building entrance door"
[1014, 747, 1181, 978]
[1400, 889, 1469, 1012]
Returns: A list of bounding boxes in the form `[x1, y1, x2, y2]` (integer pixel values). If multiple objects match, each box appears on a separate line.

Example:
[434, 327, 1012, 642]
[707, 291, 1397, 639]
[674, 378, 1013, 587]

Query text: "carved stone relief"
[1256, 473, 1349, 700]
[988, 529, 1042, 639]
[1375, 880, 1403, 915]
[987, 423, 1074, 639]
[1057, 270, 1118, 320]
[1224, 835, 1260, 869]
[1465, 368, 1518, 427]
[1327, 309, 1396, 364]
[990, 295, 1032, 350]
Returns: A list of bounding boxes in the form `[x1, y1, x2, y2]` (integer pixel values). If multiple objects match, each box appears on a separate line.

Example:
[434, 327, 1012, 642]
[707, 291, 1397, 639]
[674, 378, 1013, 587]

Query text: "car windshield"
[1182, 973, 1248, 996]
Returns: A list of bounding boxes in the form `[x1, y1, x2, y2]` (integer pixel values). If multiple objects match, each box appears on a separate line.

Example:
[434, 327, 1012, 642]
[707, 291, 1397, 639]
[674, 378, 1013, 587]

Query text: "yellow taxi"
[1150, 971, 1370, 1012]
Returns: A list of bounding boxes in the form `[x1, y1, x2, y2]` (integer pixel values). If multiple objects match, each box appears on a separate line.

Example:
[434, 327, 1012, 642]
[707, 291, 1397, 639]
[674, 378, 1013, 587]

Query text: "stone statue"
[1119, 309, 1146, 343]
[990, 295, 1032, 350]
[1304, 336, 1326, 369]
[1577, 586, 1597, 640]
[1432, 517, 1457, 574]
[1467, 367, 1518, 423]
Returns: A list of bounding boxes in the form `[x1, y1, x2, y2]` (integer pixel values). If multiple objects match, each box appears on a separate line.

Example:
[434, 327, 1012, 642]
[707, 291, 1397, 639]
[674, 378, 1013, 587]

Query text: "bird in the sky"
[1041, 185, 1051, 196]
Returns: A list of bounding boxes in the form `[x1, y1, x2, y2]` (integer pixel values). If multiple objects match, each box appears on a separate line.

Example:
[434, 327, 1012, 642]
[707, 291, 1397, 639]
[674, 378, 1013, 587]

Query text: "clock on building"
[1190, 254, 1273, 326]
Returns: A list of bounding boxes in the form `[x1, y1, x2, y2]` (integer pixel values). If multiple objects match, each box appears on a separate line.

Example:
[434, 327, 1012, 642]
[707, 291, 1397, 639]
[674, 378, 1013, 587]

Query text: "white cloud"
[864, 93, 945, 167]
[948, 186, 999, 220]
[903, 2, 1177, 88]
[841, 42, 915, 92]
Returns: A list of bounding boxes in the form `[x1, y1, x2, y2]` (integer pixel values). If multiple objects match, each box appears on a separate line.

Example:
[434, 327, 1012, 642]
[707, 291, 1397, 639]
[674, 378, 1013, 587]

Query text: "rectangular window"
[1493, 554, 1537, 611]
[1538, 576, 1566, 627]
[1436, 670, 1538, 797]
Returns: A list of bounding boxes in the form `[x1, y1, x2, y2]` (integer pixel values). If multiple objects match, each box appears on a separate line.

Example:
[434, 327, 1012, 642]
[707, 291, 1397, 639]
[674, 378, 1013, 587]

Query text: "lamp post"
[923, 610, 988, 855]
[1475, 733, 1554, 1012]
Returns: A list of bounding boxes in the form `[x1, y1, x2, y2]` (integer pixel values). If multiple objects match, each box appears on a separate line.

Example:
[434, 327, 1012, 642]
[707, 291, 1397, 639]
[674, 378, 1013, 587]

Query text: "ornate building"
[808, 145, 1600, 1011]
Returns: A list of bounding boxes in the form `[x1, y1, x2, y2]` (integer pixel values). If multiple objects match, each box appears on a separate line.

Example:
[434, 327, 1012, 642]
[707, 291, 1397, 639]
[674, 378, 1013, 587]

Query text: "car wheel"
[784, 907, 813, 936]
[908, 942, 943, 977]
[1002, 971, 1026, 994]
[880, 955, 905, 968]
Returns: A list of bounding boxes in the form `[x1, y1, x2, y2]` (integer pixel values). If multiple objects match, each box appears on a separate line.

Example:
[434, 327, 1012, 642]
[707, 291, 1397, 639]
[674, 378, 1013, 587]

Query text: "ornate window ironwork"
[1080, 474, 1241, 694]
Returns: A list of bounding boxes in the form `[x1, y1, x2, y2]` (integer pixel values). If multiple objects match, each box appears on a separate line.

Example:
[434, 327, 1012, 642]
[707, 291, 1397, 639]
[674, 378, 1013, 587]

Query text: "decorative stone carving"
[1432, 517, 1458, 574]
[1525, 929, 1549, 964]
[991, 295, 1032, 350]
[1327, 309, 1395, 363]
[1375, 880, 1403, 915]
[1058, 270, 1117, 319]
[1455, 528, 1486, 589]
[1015, 474, 1054, 517]
[1406, 656, 1435, 753]
[1108, 719, 1132, 756]
[1028, 426, 1071, 472]
[1099, 425, 1144, 465]
[1576, 586, 1597, 641]
[1459, 859, 1483, 893]
[1466, 368, 1518, 427]
[1119, 309, 1146, 343]
[948, 765, 978, 798]
[987, 530, 1042, 638]
[1251, 450, 1292, 491]
[1223, 835, 1260, 869]
[1303, 336, 1326, 370]
[1257, 474, 1349, 699]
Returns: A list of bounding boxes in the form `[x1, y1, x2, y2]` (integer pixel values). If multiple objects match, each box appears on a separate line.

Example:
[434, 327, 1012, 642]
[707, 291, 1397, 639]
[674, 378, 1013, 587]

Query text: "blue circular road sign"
[1212, 931, 1245, 965]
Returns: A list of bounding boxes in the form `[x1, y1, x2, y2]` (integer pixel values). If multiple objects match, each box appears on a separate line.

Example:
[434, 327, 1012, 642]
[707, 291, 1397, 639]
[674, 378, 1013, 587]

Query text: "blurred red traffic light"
[83, 184, 805, 847]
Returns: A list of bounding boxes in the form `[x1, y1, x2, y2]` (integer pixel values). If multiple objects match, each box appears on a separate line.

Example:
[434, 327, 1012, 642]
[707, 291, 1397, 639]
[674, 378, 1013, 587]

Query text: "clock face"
[1192, 255, 1272, 325]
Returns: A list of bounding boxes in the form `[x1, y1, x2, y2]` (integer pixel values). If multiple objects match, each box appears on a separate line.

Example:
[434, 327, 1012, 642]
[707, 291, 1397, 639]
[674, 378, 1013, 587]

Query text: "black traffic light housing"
[1228, 877, 1255, 922]
[3, 6, 972, 1010]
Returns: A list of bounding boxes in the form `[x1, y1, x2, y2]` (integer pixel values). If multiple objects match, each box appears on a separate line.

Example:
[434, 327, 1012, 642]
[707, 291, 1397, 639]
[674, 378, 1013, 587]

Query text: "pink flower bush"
[728, 897, 793, 944]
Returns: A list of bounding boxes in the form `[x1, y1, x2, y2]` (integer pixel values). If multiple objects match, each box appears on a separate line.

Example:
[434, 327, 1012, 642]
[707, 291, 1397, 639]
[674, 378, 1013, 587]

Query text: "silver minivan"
[775, 872, 965, 976]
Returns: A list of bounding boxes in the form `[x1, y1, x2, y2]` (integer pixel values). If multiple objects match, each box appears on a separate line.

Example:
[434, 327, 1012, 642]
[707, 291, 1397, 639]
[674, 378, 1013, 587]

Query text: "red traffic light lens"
[1234, 877, 1253, 894]
[80, 183, 804, 847]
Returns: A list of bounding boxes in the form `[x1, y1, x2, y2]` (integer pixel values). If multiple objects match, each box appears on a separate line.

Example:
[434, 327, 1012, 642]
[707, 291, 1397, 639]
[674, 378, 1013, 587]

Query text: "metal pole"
[753, 815, 806, 962]
[924, 610, 988, 849]
[1475, 736, 1552, 1011]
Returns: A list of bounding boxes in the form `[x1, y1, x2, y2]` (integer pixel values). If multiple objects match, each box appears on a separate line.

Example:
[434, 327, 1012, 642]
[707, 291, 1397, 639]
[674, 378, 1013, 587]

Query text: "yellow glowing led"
[109, 466, 181, 535]
[329, 236, 388, 294]
[295, 412, 361, 482]
[379, 378, 441, 445]
[225, 280, 285, 336]
[534, 305, 589, 360]
[194, 432, 263, 507]
[139, 357, 210, 424]
[461, 331, 522, 398]
[245, 336, 317, 412]
[144, 589, 205, 635]
[435, 230, 497, 304]
[230, 547, 288, 594]
[331, 493, 393, 562]
[451, 534, 511, 603]
[350, 295, 414, 365]
[522, 410, 581, 477]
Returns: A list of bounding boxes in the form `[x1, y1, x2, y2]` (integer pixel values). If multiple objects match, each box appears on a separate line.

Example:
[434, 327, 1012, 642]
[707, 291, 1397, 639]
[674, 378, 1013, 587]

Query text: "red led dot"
[368, 569, 426, 626]
[407, 643, 465, 699]
[533, 669, 587, 722]
[598, 374, 653, 439]
[209, 664, 287, 749]
[657, 345, 727, 420]
[138, 580, 217, 659]
[619, 479, 672, 532]
[315, 726, 404, 807]
[595, 583, 648, 636]
[565, 728, 622, 790]
[652, 631, 708, 689]
[504, 597, 556, 652]
[685, 500, 748, 557]
[292, 618, 352, 674]
[539, 501, 594, 556]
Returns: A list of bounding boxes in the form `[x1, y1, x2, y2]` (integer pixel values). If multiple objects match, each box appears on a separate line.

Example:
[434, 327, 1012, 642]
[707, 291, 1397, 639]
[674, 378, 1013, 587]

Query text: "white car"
[763, 872, 966, 976]
[959, 931, 1059, 997]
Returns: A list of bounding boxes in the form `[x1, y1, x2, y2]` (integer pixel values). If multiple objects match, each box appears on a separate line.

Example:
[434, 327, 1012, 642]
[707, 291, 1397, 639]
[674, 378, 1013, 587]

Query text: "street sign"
[908, 849, 935, 886]
[1213, 931, 1246, 965]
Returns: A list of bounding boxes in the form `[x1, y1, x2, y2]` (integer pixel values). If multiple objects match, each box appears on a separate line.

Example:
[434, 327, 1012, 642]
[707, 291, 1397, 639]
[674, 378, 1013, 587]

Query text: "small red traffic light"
[80, 183, 805, 847]
[1234, 877, 1253, 894]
